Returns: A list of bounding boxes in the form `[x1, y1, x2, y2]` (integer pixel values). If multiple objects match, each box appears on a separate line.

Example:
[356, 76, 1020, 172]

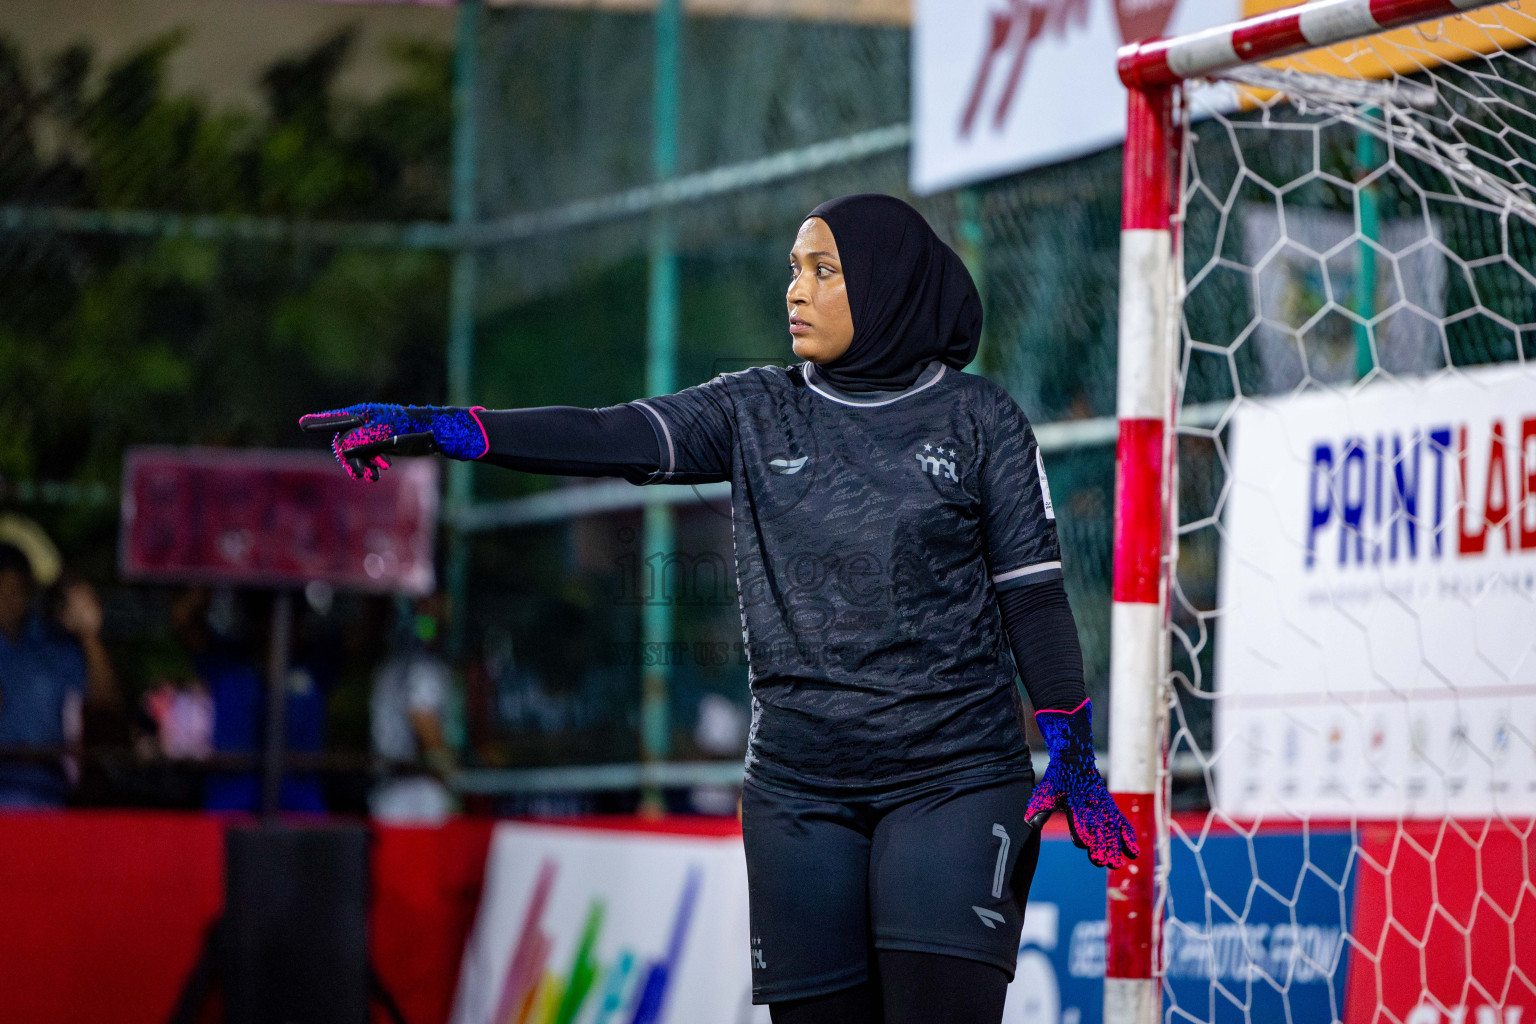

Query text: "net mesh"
[1163, 6, 1536, 1022]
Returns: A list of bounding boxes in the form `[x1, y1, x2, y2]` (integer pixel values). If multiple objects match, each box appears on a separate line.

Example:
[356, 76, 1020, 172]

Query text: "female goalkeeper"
[301, 193, 1137, 1024]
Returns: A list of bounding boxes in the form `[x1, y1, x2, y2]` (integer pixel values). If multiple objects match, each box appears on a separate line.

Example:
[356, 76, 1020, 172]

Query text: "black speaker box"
[221, 824, 370, 1024]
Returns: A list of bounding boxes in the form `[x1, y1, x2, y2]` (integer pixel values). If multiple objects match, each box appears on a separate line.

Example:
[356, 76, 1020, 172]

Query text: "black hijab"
[806, 193, 983, 393]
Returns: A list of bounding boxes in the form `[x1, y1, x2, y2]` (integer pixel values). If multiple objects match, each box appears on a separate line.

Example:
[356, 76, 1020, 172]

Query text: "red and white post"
[1106, 3, 1510, 1021]
[1105, 81, 1176, 1024]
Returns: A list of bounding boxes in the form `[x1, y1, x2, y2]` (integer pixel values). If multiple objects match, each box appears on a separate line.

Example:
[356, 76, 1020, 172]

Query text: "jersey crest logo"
[914, 443, 959, 482]
[768, 456, 808, 475]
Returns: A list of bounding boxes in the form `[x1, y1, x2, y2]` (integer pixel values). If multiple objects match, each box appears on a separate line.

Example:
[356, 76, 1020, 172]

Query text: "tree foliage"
[0, 27, 454, 504]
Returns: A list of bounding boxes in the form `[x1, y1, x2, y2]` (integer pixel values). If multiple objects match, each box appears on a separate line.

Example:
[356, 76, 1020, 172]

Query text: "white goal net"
[1162, 6, 1536, 1024]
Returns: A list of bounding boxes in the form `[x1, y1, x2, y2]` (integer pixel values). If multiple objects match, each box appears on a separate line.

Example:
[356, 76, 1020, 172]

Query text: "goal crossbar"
[1118, 0, 1507, 88]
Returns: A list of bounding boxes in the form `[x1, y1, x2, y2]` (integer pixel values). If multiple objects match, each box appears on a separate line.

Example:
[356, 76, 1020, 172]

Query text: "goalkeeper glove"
[1025, 698, 1140, 868]
[299, 403, 488, 482]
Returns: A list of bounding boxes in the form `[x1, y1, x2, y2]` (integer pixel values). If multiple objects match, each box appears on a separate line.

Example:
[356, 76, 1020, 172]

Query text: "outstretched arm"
[475, 406, 660, 481]
[299, 403, 661, 483]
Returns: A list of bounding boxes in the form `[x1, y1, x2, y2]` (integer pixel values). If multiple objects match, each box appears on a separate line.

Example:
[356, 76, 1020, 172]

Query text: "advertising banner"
[1215, 364, 1536, 819]
[910, 1, 1533, 193]
[447, 819, 1531, 1023]
[120, 446, 439, 594]
[1008, 828, 1354, 1024]
[910, 0, 1240, 193]
[1162, 830, 1354, 1024]
[449, 823, 767, 1024]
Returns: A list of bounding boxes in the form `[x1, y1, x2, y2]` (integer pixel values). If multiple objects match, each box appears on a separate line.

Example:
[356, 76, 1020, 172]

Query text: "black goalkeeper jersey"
[628, 359, 1062, 797]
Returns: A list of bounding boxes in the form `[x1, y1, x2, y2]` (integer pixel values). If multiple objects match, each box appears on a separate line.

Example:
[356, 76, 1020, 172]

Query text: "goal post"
[1105, 80, 1176, 1024]
[1109, 3, 1536, 1023]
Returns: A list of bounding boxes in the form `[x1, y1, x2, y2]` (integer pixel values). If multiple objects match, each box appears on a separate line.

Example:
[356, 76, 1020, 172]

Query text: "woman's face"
[786, 217, 855, 364]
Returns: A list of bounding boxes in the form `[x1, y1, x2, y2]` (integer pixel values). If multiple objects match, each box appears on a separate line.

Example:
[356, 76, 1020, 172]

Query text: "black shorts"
[741, 772, 1041, 1004]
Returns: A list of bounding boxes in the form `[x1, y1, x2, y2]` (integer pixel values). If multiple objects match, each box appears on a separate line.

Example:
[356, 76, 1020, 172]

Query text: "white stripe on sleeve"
[631, 400, 676, 480]
[991, 561, 1063, 586]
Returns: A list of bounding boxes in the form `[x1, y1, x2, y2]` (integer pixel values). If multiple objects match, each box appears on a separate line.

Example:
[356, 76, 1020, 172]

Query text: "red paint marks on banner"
[1522, 417, 1536, 550]
[1113, 418, 1165, 604]
[1481, 419, 1513, 551]
[1343, 819, 1536, 1024]
[1105, 792, 1156, 979]
[1113, 0, 1177, 45]
[492, 859, 559, 1024]
[959, 0, 1091, 137]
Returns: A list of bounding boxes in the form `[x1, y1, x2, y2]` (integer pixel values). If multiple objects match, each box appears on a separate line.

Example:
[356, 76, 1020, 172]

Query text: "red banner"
[120, 447, 439, 594]
[0, 812, 494, 1024]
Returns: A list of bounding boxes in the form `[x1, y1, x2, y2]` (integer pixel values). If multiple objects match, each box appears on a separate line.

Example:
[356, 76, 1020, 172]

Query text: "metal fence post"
[1355, 109, 1380, 381]
[446, 0, 482, 660]
[640, 0, 683, 814]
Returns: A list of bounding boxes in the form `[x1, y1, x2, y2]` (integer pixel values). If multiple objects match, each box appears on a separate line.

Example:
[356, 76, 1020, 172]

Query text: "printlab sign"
[1216, 365, 1536, 819]
[911, 0, 1240, 192]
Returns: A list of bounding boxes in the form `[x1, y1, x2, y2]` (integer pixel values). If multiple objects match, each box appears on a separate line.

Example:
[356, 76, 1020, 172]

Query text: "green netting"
[0, 8, 1136, 771]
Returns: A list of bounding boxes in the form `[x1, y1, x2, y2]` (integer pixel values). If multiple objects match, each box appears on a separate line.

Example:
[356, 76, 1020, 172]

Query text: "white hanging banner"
[1215, 364, 1536, 820]
[449, 823, 765, 1024]
[910, 0, 1241, 193]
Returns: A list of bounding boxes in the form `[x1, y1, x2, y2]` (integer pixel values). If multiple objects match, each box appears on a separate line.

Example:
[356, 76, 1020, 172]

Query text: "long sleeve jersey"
[474, 360, 1085, 796]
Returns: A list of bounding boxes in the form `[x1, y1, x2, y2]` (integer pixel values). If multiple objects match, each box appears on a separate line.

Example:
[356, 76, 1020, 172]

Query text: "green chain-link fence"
[13, 5, 1524, 804]
[0, 5, 1150, 797]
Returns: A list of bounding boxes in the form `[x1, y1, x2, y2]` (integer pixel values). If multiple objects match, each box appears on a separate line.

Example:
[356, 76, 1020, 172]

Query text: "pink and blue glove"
[298, 403, 488, 482]
[1025, 698, 1140, 869]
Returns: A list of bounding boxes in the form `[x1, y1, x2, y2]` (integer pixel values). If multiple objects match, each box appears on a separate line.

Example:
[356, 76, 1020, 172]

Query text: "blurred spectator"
[370, 594, 456, 824]
[142, 669, 214, 760]
[172, 588, 326, 812]
[50, 576, 121, 715]
[0, 544, 118, 809]
[0, 514, 62, 592]
[170, 588, 257, 808]
[49, 574, 129, 758]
